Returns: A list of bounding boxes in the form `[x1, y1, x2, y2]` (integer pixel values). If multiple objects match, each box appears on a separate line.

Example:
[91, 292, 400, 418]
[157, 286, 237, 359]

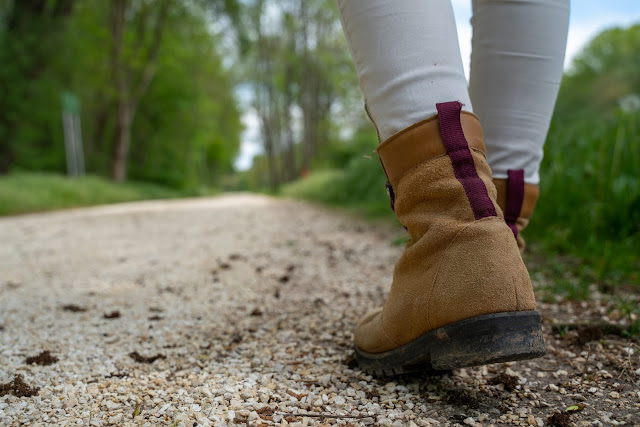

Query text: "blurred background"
[0, 0, 638, 288]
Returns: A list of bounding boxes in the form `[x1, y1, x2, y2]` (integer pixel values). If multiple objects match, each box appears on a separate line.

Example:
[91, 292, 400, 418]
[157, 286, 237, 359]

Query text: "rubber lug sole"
[355, 311, 545, 376]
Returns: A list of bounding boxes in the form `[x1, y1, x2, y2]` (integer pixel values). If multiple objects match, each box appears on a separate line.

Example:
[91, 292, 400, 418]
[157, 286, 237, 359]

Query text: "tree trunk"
[111, 102, 132, 181]
[108, 0, 168, 182]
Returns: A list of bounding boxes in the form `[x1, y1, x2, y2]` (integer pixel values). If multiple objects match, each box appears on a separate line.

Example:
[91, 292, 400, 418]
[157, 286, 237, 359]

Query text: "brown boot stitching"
[379, 310, 403, 347]
[425, 216, 508, 331]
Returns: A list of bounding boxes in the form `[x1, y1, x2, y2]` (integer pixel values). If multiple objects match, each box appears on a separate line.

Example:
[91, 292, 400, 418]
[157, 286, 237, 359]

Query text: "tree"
[0, 0, 242, 188]
[556, 24, 640, 121]
[0, 0, 76, 173]
[241, 0, 357, 189]
[109, 0, 170, 181]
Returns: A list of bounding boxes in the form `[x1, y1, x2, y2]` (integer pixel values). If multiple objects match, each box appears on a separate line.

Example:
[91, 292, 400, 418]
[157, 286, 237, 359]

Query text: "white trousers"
[337, 0, 570, 184]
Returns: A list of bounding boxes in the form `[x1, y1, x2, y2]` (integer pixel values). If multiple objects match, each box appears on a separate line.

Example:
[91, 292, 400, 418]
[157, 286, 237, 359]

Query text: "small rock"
[318, 374, 331, 386]
[107, 413, 123, 424]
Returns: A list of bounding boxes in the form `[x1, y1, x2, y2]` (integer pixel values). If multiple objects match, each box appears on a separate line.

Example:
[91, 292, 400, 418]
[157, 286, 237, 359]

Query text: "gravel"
[0, 194, 638, 426]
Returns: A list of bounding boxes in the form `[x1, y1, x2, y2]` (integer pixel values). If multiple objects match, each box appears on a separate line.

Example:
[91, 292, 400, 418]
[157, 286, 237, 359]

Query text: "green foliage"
[0, 0, 73, 173]
[240, 0, 360, 189]
[281, 127, 390, 218]
[127, 7, 242, 188]
[556, 24, 640, 120]
[0, 0, 241, 188]
[529, 110, 640, 285]
[0, 172, 188, 216]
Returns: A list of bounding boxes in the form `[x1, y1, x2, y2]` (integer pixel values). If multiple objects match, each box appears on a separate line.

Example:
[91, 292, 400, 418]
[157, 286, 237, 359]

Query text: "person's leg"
[337, 0, 544, 375]
[337, 0, 471, 141]
[469, 0, 570, 248]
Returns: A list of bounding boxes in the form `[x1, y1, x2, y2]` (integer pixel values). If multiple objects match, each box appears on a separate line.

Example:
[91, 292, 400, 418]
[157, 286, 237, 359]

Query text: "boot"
[355, 101, 545, 375]
[493, 171, 539, 252]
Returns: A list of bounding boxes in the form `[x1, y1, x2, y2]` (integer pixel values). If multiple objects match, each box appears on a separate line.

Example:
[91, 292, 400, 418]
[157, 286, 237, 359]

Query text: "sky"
[234, 1, 640, 171]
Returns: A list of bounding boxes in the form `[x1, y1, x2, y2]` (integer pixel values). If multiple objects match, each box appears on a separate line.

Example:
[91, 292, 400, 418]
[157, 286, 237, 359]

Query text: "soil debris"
[552, 321, 626, 337]
[128, 351, 165, 363]
[576, 325, 604, 345]
[62, 304, 87, 312]
[103, 310, 121, 319]
[250, 308, 263, 316]
[546, 411, 572, 427]
[148, 315, 163, 321]
[25, 350, 58, 366]
[365, 389, 380, 399]
[0, 374, 39, 397]
[279, 274, 290, 283]
[488, 372, 519, 391]
[257, 406, 275, 421]
[344, 354, 358, 369]
[105, 371, 129, 379]
[229, 332, 243, 344]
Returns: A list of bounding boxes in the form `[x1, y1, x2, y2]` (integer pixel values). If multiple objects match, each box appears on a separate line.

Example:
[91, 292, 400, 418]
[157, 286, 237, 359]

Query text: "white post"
[62, 112, 78, 176]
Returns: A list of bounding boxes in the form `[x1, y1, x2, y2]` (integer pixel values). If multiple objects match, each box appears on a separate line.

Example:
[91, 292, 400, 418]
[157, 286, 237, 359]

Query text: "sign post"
[61, 92, 85, 177]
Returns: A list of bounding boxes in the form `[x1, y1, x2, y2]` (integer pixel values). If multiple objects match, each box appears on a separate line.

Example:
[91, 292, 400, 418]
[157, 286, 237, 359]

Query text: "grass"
[281, 157, 390, 219]
[528, 109, 640, 290]
[281, 110, 640, 295]
[0, 172, 198, 216]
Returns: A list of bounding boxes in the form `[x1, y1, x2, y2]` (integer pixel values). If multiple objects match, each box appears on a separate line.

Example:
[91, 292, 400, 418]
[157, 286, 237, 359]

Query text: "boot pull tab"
[436, 101, 497, 220]
[505, 169, 525, 238]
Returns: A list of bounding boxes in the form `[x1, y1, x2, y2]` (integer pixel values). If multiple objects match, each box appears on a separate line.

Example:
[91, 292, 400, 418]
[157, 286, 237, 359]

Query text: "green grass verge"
[281, 159, 390, 219]
[0, 172, 199, 216]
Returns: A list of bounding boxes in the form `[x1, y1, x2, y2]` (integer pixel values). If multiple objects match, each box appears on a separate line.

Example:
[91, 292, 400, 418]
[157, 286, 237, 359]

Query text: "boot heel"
[355, 311, 545, 376]
[429, 311, 545, 370]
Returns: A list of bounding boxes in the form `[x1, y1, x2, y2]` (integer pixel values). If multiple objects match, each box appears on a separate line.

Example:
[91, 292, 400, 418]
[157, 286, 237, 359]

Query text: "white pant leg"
[469, 0, 570, 184]
[337, 0, 472, 142]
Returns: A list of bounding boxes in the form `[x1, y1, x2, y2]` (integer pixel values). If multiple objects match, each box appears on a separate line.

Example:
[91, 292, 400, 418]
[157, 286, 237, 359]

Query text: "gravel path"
[1, 194, 638, 426]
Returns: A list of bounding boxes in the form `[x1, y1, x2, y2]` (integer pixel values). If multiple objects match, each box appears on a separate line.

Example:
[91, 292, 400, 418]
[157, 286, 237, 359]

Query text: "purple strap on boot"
[505, 169, 525, 238]
[436, 101, 497, 220]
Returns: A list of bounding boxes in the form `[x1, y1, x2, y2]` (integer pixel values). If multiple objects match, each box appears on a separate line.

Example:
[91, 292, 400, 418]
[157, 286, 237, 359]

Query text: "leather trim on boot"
[494, 173, 539, 251]
[377, 109, 486, 192]
[436, 102, 497, 220]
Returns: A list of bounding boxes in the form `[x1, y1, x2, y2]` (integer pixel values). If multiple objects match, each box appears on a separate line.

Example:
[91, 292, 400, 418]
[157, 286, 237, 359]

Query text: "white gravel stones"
[1, 195, 638, 425]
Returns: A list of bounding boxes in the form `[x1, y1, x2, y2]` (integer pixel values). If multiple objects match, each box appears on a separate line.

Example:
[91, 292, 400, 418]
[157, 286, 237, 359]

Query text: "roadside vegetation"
[0, 172, 201, 216]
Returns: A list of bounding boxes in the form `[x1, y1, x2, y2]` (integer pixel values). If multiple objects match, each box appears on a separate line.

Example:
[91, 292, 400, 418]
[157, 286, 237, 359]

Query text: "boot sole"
[355, 311, 545, 376]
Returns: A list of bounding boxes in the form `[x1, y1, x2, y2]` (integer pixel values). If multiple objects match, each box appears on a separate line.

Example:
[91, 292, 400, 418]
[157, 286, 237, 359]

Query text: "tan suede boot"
[493, 171, 539, 252]
[355, 101, 545, 375]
